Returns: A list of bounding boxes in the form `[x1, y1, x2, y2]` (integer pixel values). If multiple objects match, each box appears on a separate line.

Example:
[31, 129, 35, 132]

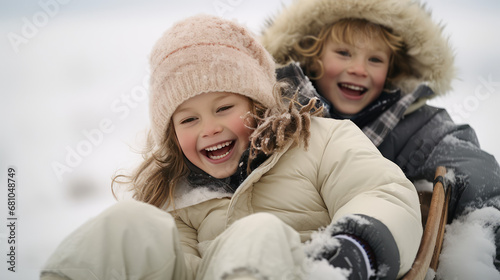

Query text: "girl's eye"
[217, 105, 233, 113]
[180, 117, 197, 124]
[369, 57, 384, 63]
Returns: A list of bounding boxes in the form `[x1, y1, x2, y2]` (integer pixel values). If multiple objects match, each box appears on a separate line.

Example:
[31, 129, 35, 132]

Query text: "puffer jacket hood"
[261, 0, 456, 98]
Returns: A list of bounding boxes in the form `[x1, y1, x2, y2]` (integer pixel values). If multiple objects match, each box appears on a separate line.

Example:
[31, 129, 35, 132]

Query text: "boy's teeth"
[342, 84, 364, 91]
[205, 141, 232, 152]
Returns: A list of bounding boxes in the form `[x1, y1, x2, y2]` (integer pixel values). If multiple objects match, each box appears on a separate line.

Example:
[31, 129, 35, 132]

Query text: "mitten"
[323, 234, 376, 280]
[306, 215, 400, 279]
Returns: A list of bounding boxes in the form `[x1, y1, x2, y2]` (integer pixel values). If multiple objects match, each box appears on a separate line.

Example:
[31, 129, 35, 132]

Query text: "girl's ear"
[166, 125, 184, 154]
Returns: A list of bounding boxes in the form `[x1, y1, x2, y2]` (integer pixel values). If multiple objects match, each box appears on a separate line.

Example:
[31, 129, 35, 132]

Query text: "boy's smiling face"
[315, 38, 391, 116]
[172, 92, 254, 179]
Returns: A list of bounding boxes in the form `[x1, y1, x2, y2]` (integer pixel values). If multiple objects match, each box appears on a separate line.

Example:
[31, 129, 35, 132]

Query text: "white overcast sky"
[0, 1, 499, 279]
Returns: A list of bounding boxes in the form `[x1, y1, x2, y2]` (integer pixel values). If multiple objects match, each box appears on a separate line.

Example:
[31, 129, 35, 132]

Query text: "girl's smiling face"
[315, 38, 391, 116]
[172, 92, 254, 178]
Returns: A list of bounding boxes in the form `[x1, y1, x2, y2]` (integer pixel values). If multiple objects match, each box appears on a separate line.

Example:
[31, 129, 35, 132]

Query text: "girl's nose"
[202, 120, 223, 137]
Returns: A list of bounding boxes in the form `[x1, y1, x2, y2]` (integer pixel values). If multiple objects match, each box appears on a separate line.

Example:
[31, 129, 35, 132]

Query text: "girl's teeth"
[205, 141, 232, 152]
[208, 151, 230, 160]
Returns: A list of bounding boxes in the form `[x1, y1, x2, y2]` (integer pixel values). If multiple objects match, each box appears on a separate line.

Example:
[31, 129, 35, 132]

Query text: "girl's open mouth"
[203, 140, 235, 160]
[338, 83, 367, 100]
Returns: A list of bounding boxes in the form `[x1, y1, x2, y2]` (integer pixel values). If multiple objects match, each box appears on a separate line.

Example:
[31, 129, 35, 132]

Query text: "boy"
[262, 0, 500, 273]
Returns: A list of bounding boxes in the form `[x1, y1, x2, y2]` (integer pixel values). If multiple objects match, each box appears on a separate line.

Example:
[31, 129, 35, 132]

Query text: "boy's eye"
[336, 50, 350, 57]
[217, 105, 233, 113]
[180, 117, 197, 124]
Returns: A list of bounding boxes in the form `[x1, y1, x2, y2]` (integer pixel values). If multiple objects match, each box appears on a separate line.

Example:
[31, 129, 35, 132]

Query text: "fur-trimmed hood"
[261, 0, 456, 97]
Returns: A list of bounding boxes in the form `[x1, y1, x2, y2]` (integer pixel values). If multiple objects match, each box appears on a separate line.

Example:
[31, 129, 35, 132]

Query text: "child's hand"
[324, 234, 376, 280]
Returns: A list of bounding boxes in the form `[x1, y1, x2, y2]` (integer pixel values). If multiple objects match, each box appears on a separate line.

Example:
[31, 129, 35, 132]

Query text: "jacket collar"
[184, 148, 269, 193]
[320, 87, 401, 128]
[167, 149, 272, 211]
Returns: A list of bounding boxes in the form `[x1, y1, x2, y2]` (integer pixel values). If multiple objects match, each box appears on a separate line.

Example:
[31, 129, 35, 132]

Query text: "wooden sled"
[402, 166, 451, 280]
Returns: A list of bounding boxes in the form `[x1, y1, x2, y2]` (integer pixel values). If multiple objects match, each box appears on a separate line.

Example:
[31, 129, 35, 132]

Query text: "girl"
[41, 14, 421, 280]
[261, 0, 500, 273]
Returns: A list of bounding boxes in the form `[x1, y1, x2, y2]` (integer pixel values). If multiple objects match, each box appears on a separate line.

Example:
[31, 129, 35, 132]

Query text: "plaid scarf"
[362, 84, 434, 146]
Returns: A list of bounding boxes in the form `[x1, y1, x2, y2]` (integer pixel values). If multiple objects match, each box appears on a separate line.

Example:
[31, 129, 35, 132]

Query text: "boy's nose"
[347, 60, 368, 77]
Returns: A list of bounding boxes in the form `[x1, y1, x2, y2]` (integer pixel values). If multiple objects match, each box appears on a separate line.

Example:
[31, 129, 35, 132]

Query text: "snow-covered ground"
[0, 0, 499, 279]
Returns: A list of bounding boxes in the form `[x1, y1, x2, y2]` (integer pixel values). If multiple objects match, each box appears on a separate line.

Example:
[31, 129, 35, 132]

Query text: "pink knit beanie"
[149, 14, 278, 145]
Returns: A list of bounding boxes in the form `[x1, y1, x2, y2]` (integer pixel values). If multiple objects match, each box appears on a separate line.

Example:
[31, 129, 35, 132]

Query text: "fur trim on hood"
[261, 0, 456, 97]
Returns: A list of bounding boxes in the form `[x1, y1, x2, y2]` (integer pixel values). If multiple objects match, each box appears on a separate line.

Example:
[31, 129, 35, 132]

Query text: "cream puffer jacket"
[169, 117, 422, 278]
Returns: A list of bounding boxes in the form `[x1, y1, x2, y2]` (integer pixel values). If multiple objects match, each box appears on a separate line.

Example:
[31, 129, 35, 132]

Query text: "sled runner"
[402, 166, 451, 280]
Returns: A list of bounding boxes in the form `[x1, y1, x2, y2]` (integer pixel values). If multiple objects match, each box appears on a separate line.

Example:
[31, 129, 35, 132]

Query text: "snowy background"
[0, 0, 499, 279]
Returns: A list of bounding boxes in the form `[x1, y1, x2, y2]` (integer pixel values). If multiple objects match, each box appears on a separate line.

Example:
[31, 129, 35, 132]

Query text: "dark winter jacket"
[378, 103, 500, 220]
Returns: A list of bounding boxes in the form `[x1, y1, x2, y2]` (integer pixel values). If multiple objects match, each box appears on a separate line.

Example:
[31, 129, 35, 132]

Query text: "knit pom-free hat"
[149, 14, 278, 145]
